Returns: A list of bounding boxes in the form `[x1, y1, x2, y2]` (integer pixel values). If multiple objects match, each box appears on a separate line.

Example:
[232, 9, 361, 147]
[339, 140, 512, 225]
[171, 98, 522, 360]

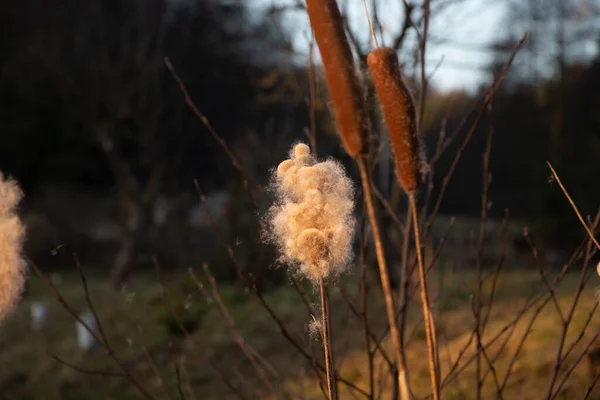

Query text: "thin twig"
[547, 161, 600, 250]
[550, 327, 600, 399]
[251, 278, 370, 398]
[334, 282, 393, 367]
[29, 258, 155, 400]
[138, 325, 173, 400]
[154, 260, 248, 400]
[51, 355, 123, 378]
[584, 371, 600, 400]
[474, 109, 494, 400]
[165, 57, 268, 200]
[468, 297, 504, 400]
[560, 217, 600, 367]
[480, 209, 510, 335]
[417, 0, 432, 130]
[525, 231, 565, 323]
[201, 264, 277, 396]
[443, 219, 600, 395]
[307, 34, 318, 157]
[544, 211, 600, 398]
[73, 255, 109, 347]
[174, 361, 186, 400]
[291, 276, 318, 318]
[424, 34, 529, 238]
[191, 180, 338, 395]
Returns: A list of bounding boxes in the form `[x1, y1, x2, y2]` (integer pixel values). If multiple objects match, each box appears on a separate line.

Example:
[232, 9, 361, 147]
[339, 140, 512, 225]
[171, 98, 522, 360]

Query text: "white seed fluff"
[267, 143, 355, 282]
[0, 173, 26, 325]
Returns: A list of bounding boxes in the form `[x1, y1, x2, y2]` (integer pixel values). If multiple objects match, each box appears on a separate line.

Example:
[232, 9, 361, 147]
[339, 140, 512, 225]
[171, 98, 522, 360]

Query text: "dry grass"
[267, 265, 600, 400]
[287, 268, 600, 400]
[2, 252, 599, 399]
[0, 271, 304, 399]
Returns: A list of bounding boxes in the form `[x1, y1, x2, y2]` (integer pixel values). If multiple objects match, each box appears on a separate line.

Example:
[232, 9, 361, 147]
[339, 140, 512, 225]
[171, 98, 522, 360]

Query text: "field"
[2, 254, 599, 400]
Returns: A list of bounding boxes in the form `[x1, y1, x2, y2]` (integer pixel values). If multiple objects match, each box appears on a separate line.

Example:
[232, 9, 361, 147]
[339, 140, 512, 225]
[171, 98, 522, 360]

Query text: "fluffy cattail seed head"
[267, 143, 355, 282]
[0, 173, 26, 325]
[367, 47, 422, 192]
[306, 0, 369, 157]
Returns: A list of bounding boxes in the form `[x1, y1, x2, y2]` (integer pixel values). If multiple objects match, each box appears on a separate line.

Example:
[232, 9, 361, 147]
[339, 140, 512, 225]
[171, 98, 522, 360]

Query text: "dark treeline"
[1, 0, 599, 284]
[424, 53, 600, 248]
[0, 0, 342, 286]
[0, 0, 287, 192]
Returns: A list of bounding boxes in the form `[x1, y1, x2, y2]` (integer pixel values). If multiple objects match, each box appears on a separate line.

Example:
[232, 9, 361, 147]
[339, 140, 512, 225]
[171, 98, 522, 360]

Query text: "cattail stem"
[358, 158, 410, 400]
[319, 277, 336, 400]
[361, 0, 379, 48]
[409, 192, 440, 400]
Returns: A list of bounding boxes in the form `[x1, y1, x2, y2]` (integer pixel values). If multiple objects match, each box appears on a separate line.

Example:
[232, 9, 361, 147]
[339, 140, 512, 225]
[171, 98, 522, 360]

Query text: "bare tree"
[1, 0, 175, 288]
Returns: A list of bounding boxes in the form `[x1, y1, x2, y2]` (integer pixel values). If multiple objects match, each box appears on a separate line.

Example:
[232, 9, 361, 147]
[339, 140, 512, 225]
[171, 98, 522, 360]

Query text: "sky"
[252, 0, 511, 93]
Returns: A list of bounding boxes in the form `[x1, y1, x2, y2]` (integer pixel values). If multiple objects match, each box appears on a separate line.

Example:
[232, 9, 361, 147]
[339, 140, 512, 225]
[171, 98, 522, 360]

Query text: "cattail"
[269, 143, 353, 400]
[0, 173, 27, 325]
[267, 143, 355, 282]
[367, 47, 422, 192]
[367, 47, 439, 399]
[306, 0, 369, 157]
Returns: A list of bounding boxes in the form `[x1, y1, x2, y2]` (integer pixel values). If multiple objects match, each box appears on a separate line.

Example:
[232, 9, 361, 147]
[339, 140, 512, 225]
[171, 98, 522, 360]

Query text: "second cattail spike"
[367, 47, 422, 192]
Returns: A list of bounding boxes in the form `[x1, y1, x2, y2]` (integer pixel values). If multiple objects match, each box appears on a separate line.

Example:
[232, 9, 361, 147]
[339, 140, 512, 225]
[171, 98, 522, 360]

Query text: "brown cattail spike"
[306, 0, 368, 157]
[367, 47, 421, 192]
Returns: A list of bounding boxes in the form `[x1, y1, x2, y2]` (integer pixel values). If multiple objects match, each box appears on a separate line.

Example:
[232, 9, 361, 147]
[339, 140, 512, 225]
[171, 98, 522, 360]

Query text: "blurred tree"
[0, 0, 289, 288]
[472, 1, 600, 248]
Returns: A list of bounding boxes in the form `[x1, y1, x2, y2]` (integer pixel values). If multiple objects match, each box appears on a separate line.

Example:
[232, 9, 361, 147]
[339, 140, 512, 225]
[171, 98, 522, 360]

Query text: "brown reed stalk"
[409, 193, 440, 398]
[305, 0, 368, 157]
[357, 158, 411, 400]
[367, 46, 440, 399]
[357, 202, 376, 399]
[319, 277, 336, 400]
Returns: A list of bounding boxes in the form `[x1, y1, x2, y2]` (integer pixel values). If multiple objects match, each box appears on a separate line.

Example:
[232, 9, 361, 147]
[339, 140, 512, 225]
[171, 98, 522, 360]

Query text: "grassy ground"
[1, 258, 599, 400]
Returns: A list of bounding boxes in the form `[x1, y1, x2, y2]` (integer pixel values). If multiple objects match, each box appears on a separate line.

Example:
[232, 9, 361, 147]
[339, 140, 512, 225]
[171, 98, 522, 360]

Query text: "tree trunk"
[100, 131, 164, 290]
[110, 195, 156, 290]
[111, 196, 142, 290]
